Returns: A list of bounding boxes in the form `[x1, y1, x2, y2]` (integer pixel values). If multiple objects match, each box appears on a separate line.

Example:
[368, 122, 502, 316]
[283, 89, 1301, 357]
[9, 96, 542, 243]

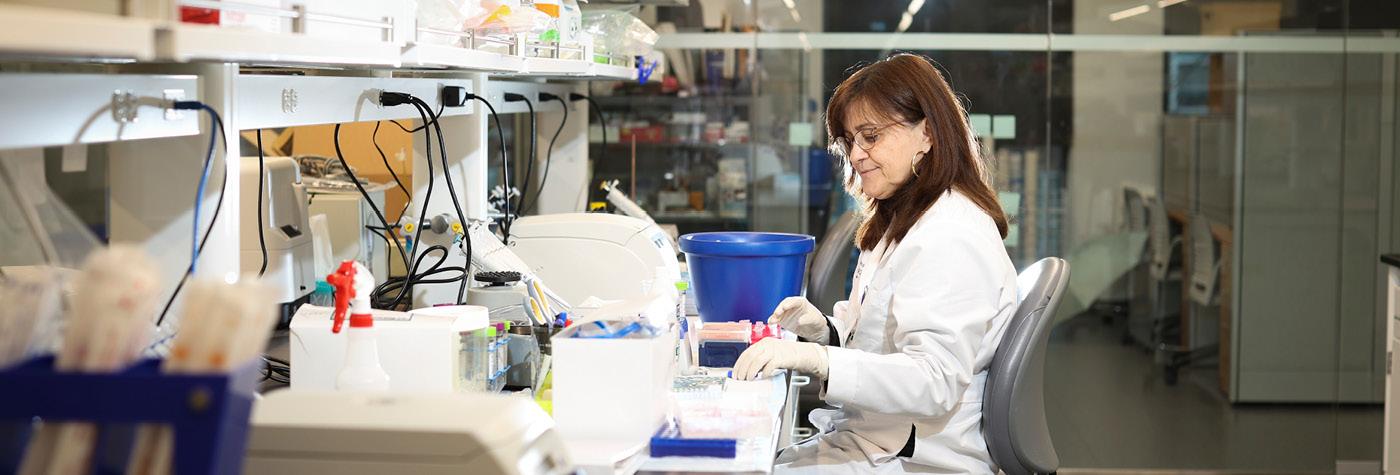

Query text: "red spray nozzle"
[326, 261, 358, 334]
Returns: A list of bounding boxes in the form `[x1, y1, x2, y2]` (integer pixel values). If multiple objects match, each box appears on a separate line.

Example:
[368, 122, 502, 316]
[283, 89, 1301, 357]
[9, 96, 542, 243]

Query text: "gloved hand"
[767, 297, 830, 345]
[732, 338, 829, 381]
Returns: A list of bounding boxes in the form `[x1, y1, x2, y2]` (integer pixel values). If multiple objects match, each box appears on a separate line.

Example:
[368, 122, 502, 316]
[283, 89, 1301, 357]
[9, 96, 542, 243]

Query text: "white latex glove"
[732, 338, 829, 381]
[767, 296, 829, 345]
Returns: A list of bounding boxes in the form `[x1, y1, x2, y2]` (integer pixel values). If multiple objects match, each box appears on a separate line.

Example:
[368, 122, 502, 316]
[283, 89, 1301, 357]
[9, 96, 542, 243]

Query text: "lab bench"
[562, 369, 806, 475]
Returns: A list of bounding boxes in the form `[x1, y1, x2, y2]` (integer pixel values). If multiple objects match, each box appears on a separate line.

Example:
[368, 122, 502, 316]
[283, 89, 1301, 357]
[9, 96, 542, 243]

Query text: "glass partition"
[590, 0, 1398, 471]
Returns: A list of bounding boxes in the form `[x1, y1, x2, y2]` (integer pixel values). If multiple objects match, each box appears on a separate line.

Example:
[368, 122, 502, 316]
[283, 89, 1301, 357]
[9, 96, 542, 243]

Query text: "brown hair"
[826, 53, 1009, 251]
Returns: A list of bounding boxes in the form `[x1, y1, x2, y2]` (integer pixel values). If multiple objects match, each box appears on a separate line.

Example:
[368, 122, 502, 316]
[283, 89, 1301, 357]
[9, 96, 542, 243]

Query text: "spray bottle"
[326, 260, 390, 391]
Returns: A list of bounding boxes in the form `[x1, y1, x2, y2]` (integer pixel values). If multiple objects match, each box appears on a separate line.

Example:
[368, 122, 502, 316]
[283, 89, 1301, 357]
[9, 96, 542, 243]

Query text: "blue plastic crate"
[0, 355, 257, 475]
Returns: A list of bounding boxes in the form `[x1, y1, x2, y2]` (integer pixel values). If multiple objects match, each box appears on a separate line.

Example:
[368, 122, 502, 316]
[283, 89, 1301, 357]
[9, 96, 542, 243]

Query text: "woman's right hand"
[767, 296, 830, 345]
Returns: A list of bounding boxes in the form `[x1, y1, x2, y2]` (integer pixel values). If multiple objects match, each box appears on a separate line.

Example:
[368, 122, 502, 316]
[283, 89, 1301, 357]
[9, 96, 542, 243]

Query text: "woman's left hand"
[732, 338, 829, 381]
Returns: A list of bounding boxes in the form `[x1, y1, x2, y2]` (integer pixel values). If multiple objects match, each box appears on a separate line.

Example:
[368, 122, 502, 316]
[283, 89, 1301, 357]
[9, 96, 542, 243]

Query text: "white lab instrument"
[288, 303, 488, 393]
[601, 180, 680, 252]
[245, 390, 572, 475]
[240, 156, 315, 313]
[601, 180, 652, 223]
[307, 188, 390, 282]
[551, 319, 677, 449]
[466, 271, 533, 314]
[507, 213, 681, 304]
[467, 220, 570, 314]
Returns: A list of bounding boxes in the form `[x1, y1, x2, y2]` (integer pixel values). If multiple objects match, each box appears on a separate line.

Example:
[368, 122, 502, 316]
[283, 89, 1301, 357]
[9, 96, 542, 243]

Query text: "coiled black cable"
[333, 123, 420, 310]
[407, 96, 470, 305]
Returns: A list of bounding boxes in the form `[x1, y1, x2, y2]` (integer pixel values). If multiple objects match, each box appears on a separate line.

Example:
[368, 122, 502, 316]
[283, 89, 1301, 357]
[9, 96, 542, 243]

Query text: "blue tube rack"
[0, 355, 257, 475]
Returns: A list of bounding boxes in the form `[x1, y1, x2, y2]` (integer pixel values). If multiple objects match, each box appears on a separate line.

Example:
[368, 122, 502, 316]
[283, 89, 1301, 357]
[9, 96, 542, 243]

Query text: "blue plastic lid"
[314, 280, 334, 295]
[678, 232, 815, 257]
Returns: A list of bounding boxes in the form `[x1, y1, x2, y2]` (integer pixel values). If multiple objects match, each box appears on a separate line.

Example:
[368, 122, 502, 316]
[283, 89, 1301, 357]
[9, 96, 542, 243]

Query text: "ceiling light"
[1109, 4, 1151, 21]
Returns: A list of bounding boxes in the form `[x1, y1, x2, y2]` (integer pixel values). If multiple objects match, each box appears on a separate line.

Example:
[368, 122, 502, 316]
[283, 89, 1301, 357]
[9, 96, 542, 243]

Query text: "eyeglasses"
[830, 122, 904, 157]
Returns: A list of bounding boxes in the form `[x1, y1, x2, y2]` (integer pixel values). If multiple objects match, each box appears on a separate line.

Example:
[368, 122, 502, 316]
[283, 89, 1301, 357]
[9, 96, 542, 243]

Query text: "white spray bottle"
[327, 260, 390, 391]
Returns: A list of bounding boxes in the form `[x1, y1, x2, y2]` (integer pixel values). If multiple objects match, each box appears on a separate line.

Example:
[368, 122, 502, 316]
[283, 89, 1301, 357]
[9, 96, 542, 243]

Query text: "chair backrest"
[1123, 187, 1149, 233]
[983, 257, 1070, 475]
[1188, 216, 1218, 306]
[1147, 197, 1174, 281]
[807, 210, 861, 311]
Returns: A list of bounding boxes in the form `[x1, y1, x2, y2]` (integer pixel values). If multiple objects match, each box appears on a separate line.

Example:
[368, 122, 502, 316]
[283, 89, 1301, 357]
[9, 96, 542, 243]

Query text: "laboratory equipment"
[508, 213, 682, 304]
[288, 303, 489, 393]
[678, 232, 816, 323]
[551, 319, 676, 447]
[649, 419, 737, 459]
[245, 390, 572, 475]
[695, 320, 781, 368]
[326, 260, 390, 391]
[307, 188, 391, 283]
[239, 156, 315, 322]
[467, 271, 532, 311]
[601, 179, 681, 253]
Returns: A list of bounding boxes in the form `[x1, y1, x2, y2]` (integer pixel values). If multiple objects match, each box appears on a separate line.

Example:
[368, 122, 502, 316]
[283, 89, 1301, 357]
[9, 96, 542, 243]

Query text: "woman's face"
[842, 104, 932, 200]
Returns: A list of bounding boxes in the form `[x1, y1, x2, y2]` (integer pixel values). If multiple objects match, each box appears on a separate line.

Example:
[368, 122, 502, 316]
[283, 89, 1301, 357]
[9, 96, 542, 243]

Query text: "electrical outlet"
[163, 89, 186, 121]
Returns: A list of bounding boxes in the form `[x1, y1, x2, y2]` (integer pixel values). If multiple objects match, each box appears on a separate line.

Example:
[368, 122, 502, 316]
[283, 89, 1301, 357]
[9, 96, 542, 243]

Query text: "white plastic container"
[551, 322, 677, 445]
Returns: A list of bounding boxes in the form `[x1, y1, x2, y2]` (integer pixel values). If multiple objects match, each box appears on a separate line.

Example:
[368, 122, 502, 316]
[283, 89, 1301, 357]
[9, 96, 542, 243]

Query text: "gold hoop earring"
[911, 153, 923, 178]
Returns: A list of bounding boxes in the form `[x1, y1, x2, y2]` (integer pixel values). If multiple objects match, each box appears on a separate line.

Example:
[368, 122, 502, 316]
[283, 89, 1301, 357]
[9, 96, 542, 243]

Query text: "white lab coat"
[774, 190, 1018, 474]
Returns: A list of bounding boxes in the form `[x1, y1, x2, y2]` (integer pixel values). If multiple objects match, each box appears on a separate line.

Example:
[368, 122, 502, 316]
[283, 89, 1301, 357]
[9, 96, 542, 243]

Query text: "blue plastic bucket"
[679, 232, 816, 323]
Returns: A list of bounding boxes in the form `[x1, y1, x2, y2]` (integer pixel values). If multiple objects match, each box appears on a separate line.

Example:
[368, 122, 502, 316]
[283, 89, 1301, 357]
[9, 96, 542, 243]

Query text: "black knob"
[474, 271, 522, 286]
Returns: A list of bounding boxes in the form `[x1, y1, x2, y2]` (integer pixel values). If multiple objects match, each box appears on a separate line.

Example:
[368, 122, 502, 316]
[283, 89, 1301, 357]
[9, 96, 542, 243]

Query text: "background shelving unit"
[0, 0, 638, 320]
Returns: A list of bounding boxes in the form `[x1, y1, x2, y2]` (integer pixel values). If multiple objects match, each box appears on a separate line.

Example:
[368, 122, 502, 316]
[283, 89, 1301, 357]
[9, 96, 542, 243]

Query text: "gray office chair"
[806, 210, 860, 312]
[983, 257, 1069, 475]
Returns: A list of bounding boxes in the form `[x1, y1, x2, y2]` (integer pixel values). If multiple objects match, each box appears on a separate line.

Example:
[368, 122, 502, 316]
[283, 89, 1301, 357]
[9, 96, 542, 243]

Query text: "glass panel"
[601, 0, 1398, 471]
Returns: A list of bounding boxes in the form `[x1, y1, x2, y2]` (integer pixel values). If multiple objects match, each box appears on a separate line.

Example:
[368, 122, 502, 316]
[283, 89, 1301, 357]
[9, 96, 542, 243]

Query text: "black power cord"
[406, 96, 470, 304]
[570, 92, 608, 164]
[524, 92, 569, 216]
[503, 93, 536, 215]
[333, 123, 420, 309]
[387, 102, 445, 133]
[375, 90, 475, 307]
[155, 101, 227, 328]
[369, 121, 414, 273]
[372, 121, 411, 198]
[256, 130, 268, 278]
[461, 93, 513, 241]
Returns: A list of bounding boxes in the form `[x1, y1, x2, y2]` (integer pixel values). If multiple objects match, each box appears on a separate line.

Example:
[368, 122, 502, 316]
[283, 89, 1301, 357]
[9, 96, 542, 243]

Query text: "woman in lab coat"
[731, 53, 1018, 474]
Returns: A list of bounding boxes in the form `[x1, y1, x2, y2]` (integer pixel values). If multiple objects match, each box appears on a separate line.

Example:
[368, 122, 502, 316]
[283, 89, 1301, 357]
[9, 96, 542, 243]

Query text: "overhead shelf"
[0, 4, 156, 61]
[589, 63, 639, 81]
[400, 43, 525, 72]
[0, 73, 201, 151]
[523, 57, 592, 76]
[0, 6, 638, 80]
[235, 74, 475, 129]
[158, 23, 401, 66]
